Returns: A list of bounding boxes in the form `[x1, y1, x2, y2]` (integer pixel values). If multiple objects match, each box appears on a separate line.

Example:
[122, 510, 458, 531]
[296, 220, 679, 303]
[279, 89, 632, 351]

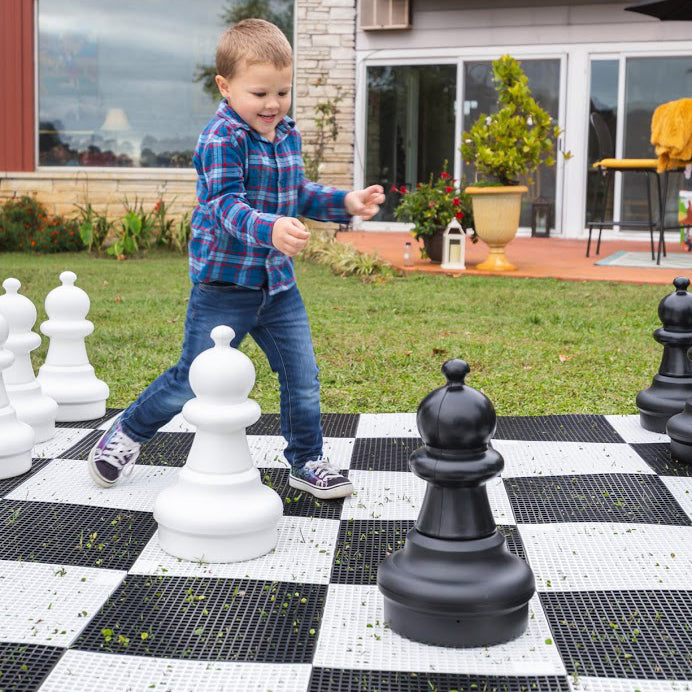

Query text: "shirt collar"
[217, 100, 295, 144]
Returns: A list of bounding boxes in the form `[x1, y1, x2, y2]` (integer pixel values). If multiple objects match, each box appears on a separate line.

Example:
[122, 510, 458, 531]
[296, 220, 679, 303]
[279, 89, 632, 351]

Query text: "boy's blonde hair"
[216, 18, 293, 79]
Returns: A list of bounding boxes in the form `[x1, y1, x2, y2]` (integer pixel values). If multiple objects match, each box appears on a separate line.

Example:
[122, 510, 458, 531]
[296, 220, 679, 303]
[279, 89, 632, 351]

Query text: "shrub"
[300, 229, 397, 281]
[0, 195, 83, 253]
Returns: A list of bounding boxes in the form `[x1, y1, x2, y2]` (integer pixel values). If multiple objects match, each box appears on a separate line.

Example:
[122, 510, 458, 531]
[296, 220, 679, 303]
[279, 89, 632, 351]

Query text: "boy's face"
[215, 61, 293, 142]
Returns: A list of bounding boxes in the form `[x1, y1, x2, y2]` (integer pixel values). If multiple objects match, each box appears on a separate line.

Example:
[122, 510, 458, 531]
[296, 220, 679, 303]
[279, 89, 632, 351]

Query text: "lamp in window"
[441, 218, 465, 270]
[101, 108, 131, 132]
[100, 107, 139, 166]
[531, 197, 552, 237]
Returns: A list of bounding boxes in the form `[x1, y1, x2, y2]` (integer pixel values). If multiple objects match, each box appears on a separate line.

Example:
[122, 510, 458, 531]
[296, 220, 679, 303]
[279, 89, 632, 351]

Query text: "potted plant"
[392, 167, 473, 263]
[461, 54, 564, 271]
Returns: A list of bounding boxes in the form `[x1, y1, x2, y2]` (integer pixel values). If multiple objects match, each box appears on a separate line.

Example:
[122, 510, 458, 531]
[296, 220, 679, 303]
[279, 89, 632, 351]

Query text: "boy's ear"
[215, 75, 230, 99]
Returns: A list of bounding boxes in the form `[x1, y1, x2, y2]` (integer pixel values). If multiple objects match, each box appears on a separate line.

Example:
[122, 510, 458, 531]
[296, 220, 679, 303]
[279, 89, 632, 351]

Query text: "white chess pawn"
[154, 325, 283, 563]
[36, 271, 109, 422]
[0, 313, 34, 480]
[0, 278, 58, 442]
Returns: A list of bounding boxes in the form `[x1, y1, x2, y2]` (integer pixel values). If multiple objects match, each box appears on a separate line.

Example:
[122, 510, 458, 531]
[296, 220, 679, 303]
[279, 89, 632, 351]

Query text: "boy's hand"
[272, 217, 310, 256]
[345, 185, 385, 220]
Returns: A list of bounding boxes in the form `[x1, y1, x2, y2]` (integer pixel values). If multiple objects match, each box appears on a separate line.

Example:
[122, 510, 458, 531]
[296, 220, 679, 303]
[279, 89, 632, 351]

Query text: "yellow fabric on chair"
[651, 98, 692, 172]
[593, 158, 658, 170]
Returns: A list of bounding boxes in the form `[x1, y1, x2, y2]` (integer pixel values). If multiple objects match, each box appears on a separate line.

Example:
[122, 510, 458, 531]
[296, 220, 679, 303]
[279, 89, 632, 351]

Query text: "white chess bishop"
[0, 278, 58, 442]
[0, 313, 35, 480]
[37, 271, 109, 422]
[154, 325, 283, 563]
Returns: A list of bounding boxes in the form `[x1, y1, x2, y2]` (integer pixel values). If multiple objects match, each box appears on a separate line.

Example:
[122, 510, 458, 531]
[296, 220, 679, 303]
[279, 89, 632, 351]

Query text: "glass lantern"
[531, 198, 553, 237]
[441, 218, 466, 270]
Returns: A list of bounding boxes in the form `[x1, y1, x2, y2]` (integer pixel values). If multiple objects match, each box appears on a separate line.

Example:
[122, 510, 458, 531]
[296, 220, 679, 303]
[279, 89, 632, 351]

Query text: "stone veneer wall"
[0, 1, 356, 218]
[0, 169, 197, 221]
[293, 0, 356, 190]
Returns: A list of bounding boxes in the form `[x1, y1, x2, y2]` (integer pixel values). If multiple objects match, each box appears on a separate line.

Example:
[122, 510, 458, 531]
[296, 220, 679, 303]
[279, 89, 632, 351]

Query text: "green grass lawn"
[2, 250, 668, 415]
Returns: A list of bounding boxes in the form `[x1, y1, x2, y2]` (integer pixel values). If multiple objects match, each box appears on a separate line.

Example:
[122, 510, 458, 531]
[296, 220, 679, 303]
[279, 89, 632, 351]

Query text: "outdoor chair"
[586, 111, 663, 259]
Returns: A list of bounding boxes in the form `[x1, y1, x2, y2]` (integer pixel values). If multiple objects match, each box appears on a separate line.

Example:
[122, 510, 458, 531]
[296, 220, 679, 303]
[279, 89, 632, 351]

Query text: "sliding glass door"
[364, 56, 564, 230]
[364, 64, 457, 221]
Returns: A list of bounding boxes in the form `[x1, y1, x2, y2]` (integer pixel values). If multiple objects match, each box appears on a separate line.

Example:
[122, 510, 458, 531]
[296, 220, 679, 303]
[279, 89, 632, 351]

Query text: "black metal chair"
[586, 111, 663, 259]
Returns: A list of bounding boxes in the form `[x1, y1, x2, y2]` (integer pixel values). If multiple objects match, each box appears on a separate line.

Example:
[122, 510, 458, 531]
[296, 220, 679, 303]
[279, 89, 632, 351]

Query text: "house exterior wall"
[356, 0, 692, 51]
[355, 0, 692, 238]
[0, 0, 357, 221]
[0, 0, 34, 172]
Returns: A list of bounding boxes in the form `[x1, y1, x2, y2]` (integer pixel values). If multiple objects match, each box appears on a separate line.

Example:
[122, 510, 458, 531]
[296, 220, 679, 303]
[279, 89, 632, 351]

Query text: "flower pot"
[466, 185, 527, 271]
[422, 228, 445, 263]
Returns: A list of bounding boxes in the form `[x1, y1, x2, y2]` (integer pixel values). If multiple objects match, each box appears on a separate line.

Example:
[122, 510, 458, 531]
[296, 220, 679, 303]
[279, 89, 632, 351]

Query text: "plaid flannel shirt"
[189, 101, 350, 294]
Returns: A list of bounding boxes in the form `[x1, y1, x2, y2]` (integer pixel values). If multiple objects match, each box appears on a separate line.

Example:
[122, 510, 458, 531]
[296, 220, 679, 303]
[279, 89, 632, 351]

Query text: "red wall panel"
[0, 0, 35, 171]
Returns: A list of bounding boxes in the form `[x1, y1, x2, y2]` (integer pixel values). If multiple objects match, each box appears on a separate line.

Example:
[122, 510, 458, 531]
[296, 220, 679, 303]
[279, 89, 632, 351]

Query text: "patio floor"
[336, 232, 690, 285]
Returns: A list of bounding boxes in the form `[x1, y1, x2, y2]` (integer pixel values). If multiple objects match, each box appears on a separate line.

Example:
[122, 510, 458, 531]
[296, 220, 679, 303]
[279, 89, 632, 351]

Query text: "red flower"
[455, 211, 464, 220]
[453, 198, 460, 206]
[428, 201, 435, 207]
[154, 199, 162, 212]
[445, 186, 453, 193]
[390, 184, 398, 192]
[400, 186, 408, 194]
[440, 172, 450, 179]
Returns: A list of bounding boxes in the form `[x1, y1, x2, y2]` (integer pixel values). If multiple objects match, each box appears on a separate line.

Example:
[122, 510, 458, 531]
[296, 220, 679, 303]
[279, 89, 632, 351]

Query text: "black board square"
[504, 473, 691, 525]
[541, 590, 692, 680]
[308, 669, 570, 692]
[136, 432, 195, 467]
[631, 443, 692, 477]
[329, 519, 526, 585]
[495, 415, 624, 443]
[58, 429, 104, 461]
[248, 413, 359, 438]
[260, 468, 344, 520]
[73, 574, 327, 663]
[349, 438, 422, 472]
[0, 643, 65, 691]
[55, 407, 122, 429]
[59, 430, 195, 467]
[0, 499, 157, 570]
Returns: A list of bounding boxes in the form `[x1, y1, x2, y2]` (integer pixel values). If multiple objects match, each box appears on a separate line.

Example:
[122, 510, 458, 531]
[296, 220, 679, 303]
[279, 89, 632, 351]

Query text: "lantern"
[531, 198, 553, 237]
[441, 218, 466, 270]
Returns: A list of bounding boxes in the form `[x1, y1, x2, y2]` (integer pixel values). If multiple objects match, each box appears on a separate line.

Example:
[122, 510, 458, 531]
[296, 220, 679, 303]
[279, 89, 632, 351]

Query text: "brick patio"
[337, 231, 689, 285]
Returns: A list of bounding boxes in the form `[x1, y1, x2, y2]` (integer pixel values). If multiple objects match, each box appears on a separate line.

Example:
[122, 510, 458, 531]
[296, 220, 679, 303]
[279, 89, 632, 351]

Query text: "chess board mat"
[0, 409, 690, 692]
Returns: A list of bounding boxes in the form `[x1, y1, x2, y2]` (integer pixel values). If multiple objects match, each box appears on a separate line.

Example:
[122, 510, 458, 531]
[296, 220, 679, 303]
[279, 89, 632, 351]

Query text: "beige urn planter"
[465, 185, 527, 272]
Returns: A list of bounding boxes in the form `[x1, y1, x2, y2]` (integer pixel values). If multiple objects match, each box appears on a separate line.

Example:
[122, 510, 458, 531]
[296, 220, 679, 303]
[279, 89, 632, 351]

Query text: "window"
[38, 0, 293, 168]
[365, 64, 457, 221]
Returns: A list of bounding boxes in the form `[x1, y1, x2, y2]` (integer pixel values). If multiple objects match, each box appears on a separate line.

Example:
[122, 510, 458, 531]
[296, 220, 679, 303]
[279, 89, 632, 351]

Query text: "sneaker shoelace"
[102, 430, 139, 476]
[304, 458, 341, 483]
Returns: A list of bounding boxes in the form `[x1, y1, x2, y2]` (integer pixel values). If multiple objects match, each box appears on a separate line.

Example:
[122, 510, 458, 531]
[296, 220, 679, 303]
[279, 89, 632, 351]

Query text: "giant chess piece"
[36, 271, 109, 422]
[0, 278, 58, 442]
[0, 313, 35, 480]
[377, 359, 535, 647]
[154, 325, 283, 563]
[665, 397, 692, 465]
[636, 276, 692, 433]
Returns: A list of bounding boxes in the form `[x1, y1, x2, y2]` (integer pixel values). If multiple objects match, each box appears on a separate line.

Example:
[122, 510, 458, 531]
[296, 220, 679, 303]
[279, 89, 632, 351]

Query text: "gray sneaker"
[289, 457, 353, 500]
[87, 418, 141, 488]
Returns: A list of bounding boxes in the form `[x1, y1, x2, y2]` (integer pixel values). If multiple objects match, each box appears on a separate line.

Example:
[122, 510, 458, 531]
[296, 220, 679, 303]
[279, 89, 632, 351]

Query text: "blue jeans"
[120, 282, 322, 468]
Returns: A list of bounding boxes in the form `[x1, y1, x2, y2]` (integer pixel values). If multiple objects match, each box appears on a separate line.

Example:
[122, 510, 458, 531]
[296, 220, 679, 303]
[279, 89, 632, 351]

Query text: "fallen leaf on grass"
[114, 295, 122, 303]
[432, 347, 448, 356]
[559, 354, 571, 362]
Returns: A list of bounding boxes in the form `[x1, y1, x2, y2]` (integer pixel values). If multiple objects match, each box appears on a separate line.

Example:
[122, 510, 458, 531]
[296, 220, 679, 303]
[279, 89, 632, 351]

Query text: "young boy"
[87, 18, 384, 500]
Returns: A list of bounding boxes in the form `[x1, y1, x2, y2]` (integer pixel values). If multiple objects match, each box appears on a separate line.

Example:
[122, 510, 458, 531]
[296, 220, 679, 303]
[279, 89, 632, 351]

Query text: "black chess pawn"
[377, 359, 535, 647]
[666, 397, 692, 465]
[637, 276, 692, 433]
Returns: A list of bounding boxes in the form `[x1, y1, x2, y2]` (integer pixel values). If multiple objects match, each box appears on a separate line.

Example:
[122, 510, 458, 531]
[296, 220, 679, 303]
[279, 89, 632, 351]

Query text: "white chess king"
[36, 271, 109, 422]
[0, 313, 35, 480]
[154, 325, 283, 563]
[0, 278, 58, 442]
